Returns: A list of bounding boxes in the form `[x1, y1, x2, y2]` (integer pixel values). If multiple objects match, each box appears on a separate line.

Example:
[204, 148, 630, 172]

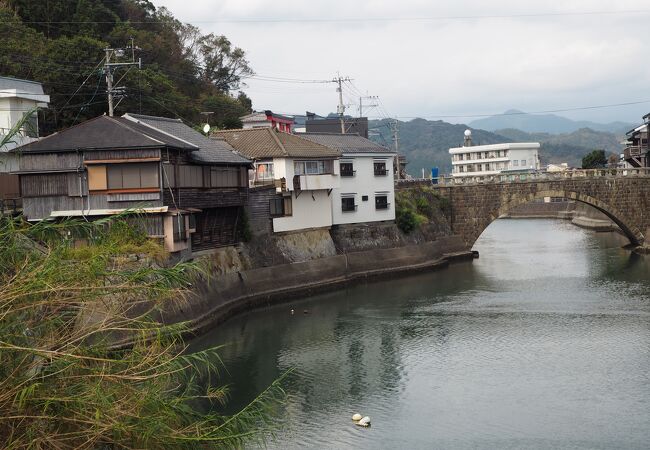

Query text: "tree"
[582, 149, 607, 169]
[195, 34, 254, 92]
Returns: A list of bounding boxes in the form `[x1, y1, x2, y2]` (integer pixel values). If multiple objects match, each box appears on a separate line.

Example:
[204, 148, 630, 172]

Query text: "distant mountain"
[369, 118, 513, 176]
[368, 118, 622, 176]
[469, 109, 634, 134]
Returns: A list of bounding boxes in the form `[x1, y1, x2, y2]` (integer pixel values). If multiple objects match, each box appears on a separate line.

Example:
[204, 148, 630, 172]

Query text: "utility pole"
[392, 120, 401, 180]
[333, 74, 351, 134]
[359, 95, 378, 118]
[104, 39, 141, 117]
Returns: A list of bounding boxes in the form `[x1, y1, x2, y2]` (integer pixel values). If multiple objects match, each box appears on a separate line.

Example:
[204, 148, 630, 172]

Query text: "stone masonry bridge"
[399, 168, 650, 250]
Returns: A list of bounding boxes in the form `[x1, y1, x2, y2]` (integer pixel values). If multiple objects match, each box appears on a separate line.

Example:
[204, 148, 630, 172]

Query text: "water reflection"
[190, 219, 650, 449]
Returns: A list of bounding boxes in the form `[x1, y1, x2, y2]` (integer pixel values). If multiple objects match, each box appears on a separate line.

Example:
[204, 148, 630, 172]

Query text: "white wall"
[507, 148, 540, 170]
[273, 190, 333, 232]
[332, 154, 396, 225]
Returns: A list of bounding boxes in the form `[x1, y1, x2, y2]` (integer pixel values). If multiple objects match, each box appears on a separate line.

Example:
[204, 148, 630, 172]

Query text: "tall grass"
[0, 213, 286, 449]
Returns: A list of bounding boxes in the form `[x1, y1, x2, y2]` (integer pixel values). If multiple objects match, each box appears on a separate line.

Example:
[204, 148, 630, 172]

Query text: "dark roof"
[298, 133, 394, 154]
[14, 115, 196, 153]
[213, 128, 340, 159]
[123, 113, 250, 165]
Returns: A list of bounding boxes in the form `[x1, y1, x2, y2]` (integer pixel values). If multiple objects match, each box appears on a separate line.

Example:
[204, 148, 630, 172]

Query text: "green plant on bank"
[0, 214, 286, 449]
[395, 186, 453, 233]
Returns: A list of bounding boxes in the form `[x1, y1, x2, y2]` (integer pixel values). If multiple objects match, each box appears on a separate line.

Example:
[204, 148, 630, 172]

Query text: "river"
[190, 219, 650, 449]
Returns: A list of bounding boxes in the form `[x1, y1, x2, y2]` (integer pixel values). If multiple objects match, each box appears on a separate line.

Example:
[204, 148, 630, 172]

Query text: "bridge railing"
[397, 168, 650, 187]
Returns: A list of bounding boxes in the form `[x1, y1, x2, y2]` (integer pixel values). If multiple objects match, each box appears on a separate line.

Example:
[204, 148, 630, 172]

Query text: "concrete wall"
[332, 154, 395, 225]
[273, 189, 333, 232]
[160, 235, 469, 332]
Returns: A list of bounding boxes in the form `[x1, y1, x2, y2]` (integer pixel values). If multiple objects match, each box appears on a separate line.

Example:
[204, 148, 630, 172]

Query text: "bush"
[396, 207, 418, 233]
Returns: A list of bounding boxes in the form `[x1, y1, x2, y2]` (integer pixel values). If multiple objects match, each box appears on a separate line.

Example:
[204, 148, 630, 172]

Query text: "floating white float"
[352, 413, 362, 421]
[356, 416, 371, 427]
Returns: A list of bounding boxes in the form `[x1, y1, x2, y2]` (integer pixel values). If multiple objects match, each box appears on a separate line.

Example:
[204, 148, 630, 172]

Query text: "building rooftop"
[213, 128, 340, 159]
[0, 76, 49, 104]
[123, 113, 250, 165]
[449, 142, 540, 154]
[240, 110, 294, 123]
[13, 115, 197, 153]
[298, 132, 394, 154]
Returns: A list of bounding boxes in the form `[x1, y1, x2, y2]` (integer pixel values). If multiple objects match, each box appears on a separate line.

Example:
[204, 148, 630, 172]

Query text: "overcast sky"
[156, 0, 650, 125]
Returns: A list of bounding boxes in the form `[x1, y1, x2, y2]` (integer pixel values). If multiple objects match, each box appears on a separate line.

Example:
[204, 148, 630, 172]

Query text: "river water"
[191, 219, 650, 449]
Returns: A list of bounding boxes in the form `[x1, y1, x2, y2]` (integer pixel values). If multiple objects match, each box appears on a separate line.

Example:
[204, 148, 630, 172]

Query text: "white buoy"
[352, 413, 362, 421]
[356, 416, 371, 427]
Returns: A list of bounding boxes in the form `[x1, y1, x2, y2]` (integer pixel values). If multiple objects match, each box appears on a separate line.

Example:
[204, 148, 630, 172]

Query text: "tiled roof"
[123, 113, 250, 165]
[298, 133, 394, 154]
[14, 115, 196, 153]
[213, 128, 340, 159]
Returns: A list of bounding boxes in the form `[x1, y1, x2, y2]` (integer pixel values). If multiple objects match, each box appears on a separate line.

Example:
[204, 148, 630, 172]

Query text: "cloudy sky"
[157, 0, 650, 125]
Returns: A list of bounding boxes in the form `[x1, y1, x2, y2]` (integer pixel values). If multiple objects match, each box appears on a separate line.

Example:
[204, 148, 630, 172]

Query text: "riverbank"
[162, 231, 472, 335]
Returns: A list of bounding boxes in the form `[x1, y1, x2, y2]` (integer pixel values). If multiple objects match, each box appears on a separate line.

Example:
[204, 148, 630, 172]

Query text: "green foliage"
[396, 206, 419, 234]
[0, 215, 285, 448]
[582, 149, 608, 169]
[1, 0, 255, 134]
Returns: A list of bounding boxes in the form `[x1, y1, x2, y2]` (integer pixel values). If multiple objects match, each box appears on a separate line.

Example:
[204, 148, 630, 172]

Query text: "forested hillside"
[369, 118, 624, 176]
[0, 0, 253, 134]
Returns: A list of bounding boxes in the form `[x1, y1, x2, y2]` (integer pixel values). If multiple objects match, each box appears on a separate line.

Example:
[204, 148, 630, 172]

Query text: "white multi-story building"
[1, 76, 50, 170]
[214, 128, 341, 233]
[299, 133, 396, 225]
[449, 130, 540, 180]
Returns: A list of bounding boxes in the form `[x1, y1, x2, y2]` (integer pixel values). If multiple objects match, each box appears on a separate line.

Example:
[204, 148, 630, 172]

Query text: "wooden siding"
[84, 148, 161, 161]
[21, 173, 69, 197]
[23, 196, 84, 220]
[246, 186, 276, 235]
[162, 187, 247, 209]
[20, 152, 81, 171]
[191, 207, 240, 251]
[126, 215, 164, 237]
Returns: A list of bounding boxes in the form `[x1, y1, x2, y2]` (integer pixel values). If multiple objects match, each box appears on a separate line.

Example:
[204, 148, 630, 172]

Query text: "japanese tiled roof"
[213, 128, 340, 159]
[298, 132, 394, 154]
[14, 115, 195, 153]
[123, 114, 250, 165]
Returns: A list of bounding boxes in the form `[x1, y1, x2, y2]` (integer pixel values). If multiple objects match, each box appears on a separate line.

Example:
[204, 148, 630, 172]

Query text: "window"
[362, 195, 368, 201]
[341, 196, 356, 212]
[294, 160, 333, 175]
[374, 161, 387, 176]
[172, 214, 186, 242]
[521, 159, 526, 167]
[270, 196, 292, 217]
[255, 163, 274, 181]
[375, 194, 389, 210]
[340, 162, 355, 177]
[513, 160, 519, 167]
[477, 153, 482, 159]
[87, 165, 108, 191]
[103, 162, 159, 191]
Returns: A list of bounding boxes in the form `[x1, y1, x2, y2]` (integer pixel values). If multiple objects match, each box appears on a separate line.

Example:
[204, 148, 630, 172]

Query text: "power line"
[376, 100, 650, 120]
[8, 9, 650, 24]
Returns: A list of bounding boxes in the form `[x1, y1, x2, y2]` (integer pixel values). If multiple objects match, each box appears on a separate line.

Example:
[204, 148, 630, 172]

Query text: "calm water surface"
[191, 219, 650, 449]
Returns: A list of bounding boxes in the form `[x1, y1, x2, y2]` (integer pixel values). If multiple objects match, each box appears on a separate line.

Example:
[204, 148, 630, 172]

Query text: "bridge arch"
[471, 189, 643, 249]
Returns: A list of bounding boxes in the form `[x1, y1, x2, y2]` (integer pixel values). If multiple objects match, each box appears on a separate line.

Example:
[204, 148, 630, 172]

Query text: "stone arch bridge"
[401, 169, 650, 250]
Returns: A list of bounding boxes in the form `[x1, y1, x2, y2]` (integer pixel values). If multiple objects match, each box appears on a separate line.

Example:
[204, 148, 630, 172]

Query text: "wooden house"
[14, 113, 251, 257]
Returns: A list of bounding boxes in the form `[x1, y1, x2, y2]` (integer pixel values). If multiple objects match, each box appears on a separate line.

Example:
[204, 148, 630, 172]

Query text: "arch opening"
[468, 190, 642, 249]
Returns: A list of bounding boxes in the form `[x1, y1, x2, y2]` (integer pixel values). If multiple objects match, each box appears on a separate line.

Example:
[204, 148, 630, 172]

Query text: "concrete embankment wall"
[571, 202, 619, 232]
[162, 235, 469, 332]
[504, 201, 575, 219]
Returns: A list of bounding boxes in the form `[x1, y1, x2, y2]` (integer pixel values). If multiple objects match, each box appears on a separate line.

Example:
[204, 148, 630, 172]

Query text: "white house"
[214, 128, 341, 233]
[0, 76, 50, 171]
[240, 110, 294, 133]
[449, 130, 540, 181]
[299, 133, 396, 225]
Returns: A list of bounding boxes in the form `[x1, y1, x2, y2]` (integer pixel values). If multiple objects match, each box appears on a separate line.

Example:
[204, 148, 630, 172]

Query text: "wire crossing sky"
[156, 0, 650, 125]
